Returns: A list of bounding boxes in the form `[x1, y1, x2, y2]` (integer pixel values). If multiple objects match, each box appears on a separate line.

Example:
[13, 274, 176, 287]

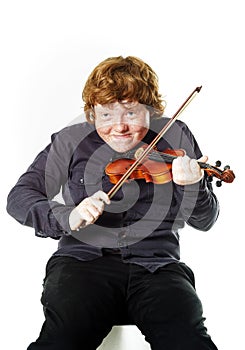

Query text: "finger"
[173, 155, 189, 174]
[76, 197, 101, 218]
[87, 199, 105, 216]
[182, 155, 191, 172]
[190, 159, 201, 174]
[75, 201, 101, 225]
[91, 190, 111, 205]
[172, 155, 183, 173]
[191, 156, 208, 179]
[198, 155, 208, 163]
[79, 209, 96, 224]
[172, 156, 187, 185]
[69, 207, 94, 231]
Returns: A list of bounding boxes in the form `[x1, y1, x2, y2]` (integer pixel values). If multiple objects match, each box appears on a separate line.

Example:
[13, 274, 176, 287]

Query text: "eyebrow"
[120, 101, 139, 108]
[96, 107, 134, 114]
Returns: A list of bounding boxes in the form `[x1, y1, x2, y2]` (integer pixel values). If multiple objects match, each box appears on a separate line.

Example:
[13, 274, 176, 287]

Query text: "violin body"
[105, 149, 185, 185]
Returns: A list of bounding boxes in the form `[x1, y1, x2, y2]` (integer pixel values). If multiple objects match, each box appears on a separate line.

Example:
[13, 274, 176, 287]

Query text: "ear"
[89, 112, 95, 122]
[85, 110, 95, 124]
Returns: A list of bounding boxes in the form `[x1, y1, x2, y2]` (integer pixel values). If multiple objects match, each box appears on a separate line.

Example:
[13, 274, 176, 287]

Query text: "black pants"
[27, 255, 218, 350]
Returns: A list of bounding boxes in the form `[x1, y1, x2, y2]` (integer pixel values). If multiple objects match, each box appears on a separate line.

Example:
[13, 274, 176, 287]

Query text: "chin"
[109, 143, 135, 153]
[111, 146, 131, 153]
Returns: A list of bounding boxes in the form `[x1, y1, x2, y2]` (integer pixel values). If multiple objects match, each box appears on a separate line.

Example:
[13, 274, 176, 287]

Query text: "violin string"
[149, 153, 223, 176]
[148, 152, 176, 163]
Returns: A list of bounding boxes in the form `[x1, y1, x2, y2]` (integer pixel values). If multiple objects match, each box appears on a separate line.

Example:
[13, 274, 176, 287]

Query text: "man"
[7, 56, 219, 349]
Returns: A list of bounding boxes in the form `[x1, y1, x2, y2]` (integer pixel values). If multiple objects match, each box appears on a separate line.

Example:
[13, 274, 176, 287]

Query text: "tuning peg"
[216, 180, 222, 187]
[207, 175, 213, 182]
[215, 160, 221, 167]
[224, 165, 230, 170]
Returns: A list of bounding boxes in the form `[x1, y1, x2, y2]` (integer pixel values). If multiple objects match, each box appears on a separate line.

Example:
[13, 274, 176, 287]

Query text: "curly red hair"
[82, 56, 165, 122]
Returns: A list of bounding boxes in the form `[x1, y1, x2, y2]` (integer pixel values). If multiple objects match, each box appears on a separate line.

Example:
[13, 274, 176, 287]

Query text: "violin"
[105, 147, 235, 187]
[104, 86, 235, 199]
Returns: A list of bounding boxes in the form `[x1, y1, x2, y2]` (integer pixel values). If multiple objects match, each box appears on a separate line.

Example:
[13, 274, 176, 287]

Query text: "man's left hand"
[172, 155, 208, 185]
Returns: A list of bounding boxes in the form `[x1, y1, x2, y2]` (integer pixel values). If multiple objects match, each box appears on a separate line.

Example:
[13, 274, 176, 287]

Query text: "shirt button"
[118, 231, 127, 248]
[118, 231, 127, 239]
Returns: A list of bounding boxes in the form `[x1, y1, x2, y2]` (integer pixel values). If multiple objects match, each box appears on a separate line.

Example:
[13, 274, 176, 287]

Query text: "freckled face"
[94, 102, 150, 153]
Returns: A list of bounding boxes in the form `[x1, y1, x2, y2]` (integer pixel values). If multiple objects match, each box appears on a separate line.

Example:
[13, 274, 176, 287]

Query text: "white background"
[1, 0, 244, 349]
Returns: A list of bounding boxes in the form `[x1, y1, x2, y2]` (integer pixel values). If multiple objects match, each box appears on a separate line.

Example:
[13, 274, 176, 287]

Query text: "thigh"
[34, 255, 129, 349]
[127, 263, 218, 350]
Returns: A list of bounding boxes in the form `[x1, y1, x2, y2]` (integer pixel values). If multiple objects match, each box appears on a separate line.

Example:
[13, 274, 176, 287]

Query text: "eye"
[100, 113, 110, 118]
[126, 111, 136, 117]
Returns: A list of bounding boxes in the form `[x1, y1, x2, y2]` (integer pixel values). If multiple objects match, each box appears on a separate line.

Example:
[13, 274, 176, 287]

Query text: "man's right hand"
[69, 190, 110, 231]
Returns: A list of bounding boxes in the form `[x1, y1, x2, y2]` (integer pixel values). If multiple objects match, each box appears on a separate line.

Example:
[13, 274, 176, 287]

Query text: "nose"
[113, 122, 129, 133]
[113, 115, 129, 133]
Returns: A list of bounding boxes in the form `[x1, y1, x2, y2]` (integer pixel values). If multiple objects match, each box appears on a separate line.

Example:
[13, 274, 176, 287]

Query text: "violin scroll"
[202, 160, 235, 187]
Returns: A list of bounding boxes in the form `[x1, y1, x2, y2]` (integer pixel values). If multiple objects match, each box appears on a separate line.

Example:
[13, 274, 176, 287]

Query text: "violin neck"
[148, 152, 220, 175]
[117, 150, 220, 176]
[148, 152, 176, 163]
[197, 161, 209, 169]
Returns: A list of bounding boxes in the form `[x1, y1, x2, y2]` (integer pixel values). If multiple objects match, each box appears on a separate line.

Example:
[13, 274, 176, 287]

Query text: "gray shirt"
[7, 117, 219, 272]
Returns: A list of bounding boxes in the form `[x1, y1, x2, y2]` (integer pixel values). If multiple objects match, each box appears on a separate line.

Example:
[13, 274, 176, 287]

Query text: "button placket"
[117, 229, 128, 248]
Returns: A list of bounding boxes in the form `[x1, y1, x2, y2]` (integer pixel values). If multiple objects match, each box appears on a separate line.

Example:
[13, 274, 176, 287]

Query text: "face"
[94, 101, 150, 153]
